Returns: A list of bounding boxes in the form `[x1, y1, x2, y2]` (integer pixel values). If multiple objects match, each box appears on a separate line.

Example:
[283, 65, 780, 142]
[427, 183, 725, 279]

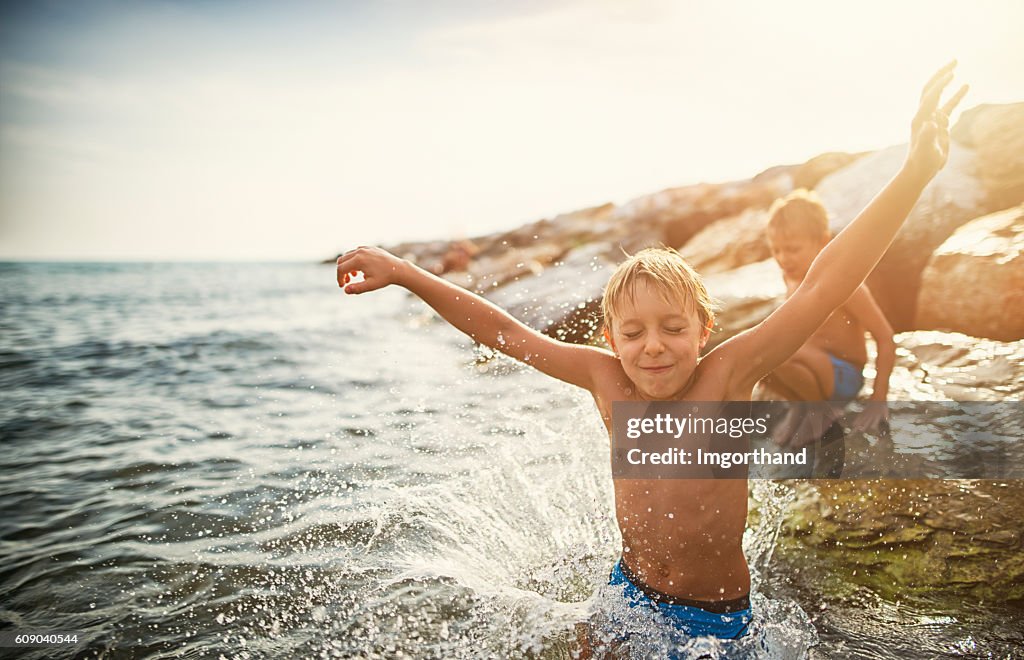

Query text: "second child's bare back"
[782, 277, 870, 368]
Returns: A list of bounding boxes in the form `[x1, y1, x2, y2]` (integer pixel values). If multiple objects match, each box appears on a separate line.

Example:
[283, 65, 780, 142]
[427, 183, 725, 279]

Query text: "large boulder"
[916, 205, 1024, 341]
[456, 243, 569, 293]
[703, 259, 785, 350]
[816, 143, 990, 330]
[485, 243, 616, 344]
[680, 208, 771, 275]
[790, 151, 868, 190]
[620, 175, 791, 250]
[376, 203, 618, 271]
[677, 153, 866, 276]
[951, 102, 1024, 210]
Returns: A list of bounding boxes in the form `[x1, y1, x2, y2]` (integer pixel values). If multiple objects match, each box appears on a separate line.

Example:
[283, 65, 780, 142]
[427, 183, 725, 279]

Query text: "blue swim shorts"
[828, 354, 864, 402]
[608, 559, 752, 640]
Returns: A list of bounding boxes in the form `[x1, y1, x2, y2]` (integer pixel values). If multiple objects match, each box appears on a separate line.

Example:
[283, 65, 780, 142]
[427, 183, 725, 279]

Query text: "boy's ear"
[699, 319, 713, 349]
[602, 327, 617, 353]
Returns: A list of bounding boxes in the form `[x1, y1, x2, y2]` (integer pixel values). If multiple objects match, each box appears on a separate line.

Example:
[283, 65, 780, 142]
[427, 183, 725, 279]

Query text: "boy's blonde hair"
[767, 189, 830, 241]
[602, 247, 716, 333]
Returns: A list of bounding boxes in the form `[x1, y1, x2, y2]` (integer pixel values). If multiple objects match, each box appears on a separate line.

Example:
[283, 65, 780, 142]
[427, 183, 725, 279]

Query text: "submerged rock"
[780, 480, 1024, 602]
[916, 205, 1024, 342]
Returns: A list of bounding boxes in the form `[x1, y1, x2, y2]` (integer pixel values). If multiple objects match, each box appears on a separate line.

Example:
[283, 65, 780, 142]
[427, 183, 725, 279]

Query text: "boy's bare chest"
[590, 362, 738, 435]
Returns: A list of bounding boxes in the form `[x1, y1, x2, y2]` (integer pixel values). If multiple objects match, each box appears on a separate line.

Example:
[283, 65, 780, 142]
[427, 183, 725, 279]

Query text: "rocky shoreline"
[330, 102, 1022, 349]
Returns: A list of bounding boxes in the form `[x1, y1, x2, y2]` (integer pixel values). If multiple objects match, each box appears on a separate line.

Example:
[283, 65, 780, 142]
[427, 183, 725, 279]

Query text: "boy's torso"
[589, 354, 752, 602]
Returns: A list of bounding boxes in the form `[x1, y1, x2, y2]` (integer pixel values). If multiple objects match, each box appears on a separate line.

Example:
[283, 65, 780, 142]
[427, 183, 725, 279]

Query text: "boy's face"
[606, 279, 710, 400]
[767, 229, 826, 280]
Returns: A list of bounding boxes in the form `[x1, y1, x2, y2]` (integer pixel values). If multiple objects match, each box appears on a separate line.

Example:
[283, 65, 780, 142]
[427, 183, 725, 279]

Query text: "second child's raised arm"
[722, 62, 967, 392]
[337, 247, 609, 391]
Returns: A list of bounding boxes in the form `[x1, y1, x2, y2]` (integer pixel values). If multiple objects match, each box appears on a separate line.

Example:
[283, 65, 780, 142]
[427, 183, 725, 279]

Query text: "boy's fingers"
[336, 253, 361, 273]
[343, 280, 373, 295]
[941, 84, 969, 117]
[920, 70, 953, 105]
[337, 258, 360, 286]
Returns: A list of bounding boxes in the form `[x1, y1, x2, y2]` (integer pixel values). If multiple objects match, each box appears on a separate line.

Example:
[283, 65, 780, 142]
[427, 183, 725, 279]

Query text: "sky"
[1, 0, 1022, 261]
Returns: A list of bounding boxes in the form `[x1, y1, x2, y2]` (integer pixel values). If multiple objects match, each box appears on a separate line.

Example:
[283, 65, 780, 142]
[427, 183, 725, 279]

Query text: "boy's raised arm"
[721, 62, 967, 392]
[337, 246, 609, 392]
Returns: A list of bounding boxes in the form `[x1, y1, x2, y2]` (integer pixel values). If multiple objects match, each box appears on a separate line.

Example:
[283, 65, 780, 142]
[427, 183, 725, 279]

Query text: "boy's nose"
[643, 335, 665, 355]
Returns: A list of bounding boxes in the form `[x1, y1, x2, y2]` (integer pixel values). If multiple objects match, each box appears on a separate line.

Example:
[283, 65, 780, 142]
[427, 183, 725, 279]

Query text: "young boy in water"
[336, 65, 964, 641]
[762, 190, 897, 442]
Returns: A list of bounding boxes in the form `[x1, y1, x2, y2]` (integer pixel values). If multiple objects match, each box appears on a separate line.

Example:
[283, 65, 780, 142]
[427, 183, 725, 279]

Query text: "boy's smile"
[606, 279, 710, 400]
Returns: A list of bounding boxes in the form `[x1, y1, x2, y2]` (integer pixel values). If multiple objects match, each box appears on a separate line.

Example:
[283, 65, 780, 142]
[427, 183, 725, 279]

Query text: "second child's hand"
[851, 401, 890, 435]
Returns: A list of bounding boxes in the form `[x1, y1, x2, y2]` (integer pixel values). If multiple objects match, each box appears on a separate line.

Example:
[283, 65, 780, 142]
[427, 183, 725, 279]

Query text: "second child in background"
[761, 190, 896, 443]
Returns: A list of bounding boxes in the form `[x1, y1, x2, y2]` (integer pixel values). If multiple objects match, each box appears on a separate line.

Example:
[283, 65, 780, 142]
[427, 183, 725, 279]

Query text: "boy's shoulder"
[695, 348, 749, 399]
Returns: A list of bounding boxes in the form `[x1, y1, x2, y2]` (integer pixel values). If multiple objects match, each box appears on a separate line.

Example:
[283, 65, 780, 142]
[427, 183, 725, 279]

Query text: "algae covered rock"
[780, 480, 1024, 602]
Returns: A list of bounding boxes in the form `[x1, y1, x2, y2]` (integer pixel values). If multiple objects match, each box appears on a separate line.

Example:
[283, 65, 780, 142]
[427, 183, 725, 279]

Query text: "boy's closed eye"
[621, 326, 685, 339]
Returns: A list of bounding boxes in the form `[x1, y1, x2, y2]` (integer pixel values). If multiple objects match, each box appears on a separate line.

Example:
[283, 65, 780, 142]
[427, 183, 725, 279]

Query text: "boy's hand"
[336, 246, 408, 295]
[851, 400, 890, 435]
[905, 61, 968, 182]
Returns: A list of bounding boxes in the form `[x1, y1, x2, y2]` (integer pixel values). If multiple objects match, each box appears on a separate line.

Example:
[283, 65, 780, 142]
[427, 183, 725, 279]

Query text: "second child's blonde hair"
[767, 189, 830, 241]
[602, 247, 717, 333]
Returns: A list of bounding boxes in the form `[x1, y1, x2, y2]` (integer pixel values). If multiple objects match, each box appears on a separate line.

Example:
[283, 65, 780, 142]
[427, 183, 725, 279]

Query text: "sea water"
[0, 262, 1018, 658]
